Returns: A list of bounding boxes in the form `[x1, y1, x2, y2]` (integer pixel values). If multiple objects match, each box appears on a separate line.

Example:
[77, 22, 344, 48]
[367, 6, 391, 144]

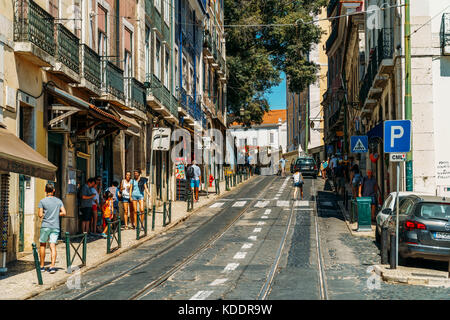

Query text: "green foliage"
[225, 0, 327, 126]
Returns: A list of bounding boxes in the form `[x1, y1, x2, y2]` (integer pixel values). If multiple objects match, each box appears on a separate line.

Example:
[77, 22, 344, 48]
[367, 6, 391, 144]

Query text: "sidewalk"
[0, 175, 255, 300]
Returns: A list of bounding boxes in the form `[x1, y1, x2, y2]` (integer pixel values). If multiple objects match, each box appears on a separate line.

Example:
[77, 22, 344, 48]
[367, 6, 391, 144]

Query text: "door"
[48, 133, 63, 238]
[18, 175, 25, 252]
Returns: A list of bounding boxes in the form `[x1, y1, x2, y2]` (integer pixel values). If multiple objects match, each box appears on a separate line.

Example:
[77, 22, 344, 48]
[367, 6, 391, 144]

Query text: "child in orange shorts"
[101, 191, 114, 238]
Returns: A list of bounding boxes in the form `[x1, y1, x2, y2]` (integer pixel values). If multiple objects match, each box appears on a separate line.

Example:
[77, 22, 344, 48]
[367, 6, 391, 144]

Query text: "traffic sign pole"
[395, 162, 400, 269]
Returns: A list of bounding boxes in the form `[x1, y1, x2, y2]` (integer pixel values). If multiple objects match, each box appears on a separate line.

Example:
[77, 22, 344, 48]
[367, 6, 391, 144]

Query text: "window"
[124, 28, 132, 77]
[49, 0, 59, 18]
[97, 5, 108, 57]
[145, 27, 151, 78]
[189, 66, 194, 95]
[182, 56, 187, 90]
[164, 49, 170, 88]
[154, 0, 161, 12]
[174, 47, 179, 89]
[239, 139, 246, 147]
[155, 38, 161, 79]
[269, 133, 274, 144]
[399, 199, 414, 216]
[164, 0, 170, 24]
[253, 138, 257, 146]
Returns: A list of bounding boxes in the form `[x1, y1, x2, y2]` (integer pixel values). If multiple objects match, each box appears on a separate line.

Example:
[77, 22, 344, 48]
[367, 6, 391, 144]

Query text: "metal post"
[118, 219, 122, 248]
[32, 243, 43, 285]
[107, 221, 111, 254]
[169, 200, 172, 224]
[390, 233, 397, 269]
[144, 208, 148, 236]
[396, 162, 400, 269]
[65, 232, 71, 272]
[163, 202, 167, 227]
[136, 210, 140, 240]
[152, 205, 156, 231]
[381, 227, 389, 265]
[82, 232, 87, 265]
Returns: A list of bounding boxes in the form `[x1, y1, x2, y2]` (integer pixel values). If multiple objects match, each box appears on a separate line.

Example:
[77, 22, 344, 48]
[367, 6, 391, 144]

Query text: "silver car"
[375, 192, 432, 243]
[383, 195, 450, 263]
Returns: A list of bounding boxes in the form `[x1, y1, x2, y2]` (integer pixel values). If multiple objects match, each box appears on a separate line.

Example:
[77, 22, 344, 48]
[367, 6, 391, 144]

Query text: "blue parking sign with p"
[384, 120, 411, 153]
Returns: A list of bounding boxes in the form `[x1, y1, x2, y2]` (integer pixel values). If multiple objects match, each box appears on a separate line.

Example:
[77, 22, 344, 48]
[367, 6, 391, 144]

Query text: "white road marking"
[264, 209, 271, 215]
[277, 200, 290, 207]
[241, 243, 253, 249]
[233, 252, 247, 259]
[222, 263, 239, 272]
[210, 278, 228, 286]
[295, 200, 310, 207]
[255, 201, 269, 208]
[257, 221, 266, 226]
[232, 201, 247, 207]
[190, 290, 214, 300]
[261, 216, 269, 219]
[210, 202, 224, 208]
[248, 235, 258, 241]
[253, 227, 262, 233]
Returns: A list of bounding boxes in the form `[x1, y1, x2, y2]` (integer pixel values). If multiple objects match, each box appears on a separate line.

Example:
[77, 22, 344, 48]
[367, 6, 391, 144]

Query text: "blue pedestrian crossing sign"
[351, 136, 368, 153]
[384, 120, 411, 153]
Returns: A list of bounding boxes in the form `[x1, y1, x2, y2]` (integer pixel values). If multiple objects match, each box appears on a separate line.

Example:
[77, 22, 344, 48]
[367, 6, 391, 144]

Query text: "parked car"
[292, 157, 318, 178]
[382, 195, 450, 263]
[375, 191, 432, 243]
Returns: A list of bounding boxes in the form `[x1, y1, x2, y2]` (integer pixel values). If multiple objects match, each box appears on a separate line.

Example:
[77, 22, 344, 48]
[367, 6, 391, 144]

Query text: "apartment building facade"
[0, 0, 227, 264]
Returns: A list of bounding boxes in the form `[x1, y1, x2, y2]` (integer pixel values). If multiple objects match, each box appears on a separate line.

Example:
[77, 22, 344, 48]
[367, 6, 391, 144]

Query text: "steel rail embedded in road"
[67, 176, 267, 300]
[131, 177, 277, 300]
[313, 179, 329, 300]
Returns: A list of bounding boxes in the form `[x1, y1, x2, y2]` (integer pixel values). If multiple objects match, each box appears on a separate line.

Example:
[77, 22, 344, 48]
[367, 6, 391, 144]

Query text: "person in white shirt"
[292, 168, 304, 200]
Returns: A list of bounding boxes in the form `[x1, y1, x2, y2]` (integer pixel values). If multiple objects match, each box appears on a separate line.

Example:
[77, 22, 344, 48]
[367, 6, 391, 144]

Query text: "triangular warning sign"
[353, 139, 366, 152]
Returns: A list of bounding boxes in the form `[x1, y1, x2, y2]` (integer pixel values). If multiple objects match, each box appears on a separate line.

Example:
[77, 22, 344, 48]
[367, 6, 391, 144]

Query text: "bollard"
[225, 175, 230, 191]
[163, 202, 167, 227]
[152, 205, 156, 231]
[65, 232, 71, 272]
[107, 221, 111, 254]
[136, 210, 141, 240]
[390, 233, 397, 269]
[32, 243, 43, 285]
[381, 227, 389, 265]
[215, 178, 220, 195]
[169, 200, 172, 224]
[118, 219, 122, 248]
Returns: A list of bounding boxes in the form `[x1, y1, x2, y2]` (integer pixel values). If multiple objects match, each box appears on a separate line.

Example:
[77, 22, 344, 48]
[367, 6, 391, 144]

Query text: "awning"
[0, 126, 57, 181]
[46, 84, 129, 130]
[367, 121, 383, 139]
[110, 106, 141, 136]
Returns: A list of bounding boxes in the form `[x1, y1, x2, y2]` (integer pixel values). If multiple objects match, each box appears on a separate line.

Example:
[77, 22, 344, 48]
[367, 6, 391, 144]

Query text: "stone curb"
[21, 175, 257, 300]
[373, 265, 450, 288]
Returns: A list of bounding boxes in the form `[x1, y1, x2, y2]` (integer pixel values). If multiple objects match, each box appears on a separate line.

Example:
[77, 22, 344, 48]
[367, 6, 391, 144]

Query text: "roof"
[230, 109, 286, 128]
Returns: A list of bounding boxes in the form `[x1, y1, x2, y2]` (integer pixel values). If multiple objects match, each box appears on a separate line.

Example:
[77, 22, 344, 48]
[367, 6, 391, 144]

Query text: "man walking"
[359, 169, 378, 222]
[38, 184, 66, 274]
[190, 160, 202, 202]
[80, 178, 96, 234]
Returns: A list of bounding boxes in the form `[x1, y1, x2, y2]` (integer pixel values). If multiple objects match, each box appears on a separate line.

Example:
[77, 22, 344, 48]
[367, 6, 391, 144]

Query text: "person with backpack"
[130, 169, 150, 229]
[292, 168, 304, 200]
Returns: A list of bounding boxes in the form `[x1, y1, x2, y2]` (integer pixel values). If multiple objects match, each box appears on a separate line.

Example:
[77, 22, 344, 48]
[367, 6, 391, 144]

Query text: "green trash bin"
[356, 197, 372, 231]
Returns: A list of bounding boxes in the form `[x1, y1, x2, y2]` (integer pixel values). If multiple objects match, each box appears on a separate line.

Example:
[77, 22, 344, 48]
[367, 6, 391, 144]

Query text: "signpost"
[384, 120, 411, 269]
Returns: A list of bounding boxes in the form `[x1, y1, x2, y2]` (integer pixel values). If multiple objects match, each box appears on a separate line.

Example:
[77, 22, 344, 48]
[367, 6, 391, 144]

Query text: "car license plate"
[433, 232, 450, 240]
[301, 166, 308, 170]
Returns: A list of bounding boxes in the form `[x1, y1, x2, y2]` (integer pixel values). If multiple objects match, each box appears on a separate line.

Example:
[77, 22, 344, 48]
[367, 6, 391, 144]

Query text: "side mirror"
[382, 208, 392, 215]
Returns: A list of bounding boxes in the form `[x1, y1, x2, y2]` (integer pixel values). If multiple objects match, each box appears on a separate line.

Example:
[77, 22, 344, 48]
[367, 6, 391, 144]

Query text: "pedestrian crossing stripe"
[255, 201, 269, 208]
[210, 202, 224, 208]
[190, 291, 214, 300]
[232, 201, 247, 207]
[353, 139, 367, 152]
[276, 200, 290, 207]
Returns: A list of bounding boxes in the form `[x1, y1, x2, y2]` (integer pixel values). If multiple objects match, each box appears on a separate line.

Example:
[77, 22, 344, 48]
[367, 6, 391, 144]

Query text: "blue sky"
[265, 72, 286, 110]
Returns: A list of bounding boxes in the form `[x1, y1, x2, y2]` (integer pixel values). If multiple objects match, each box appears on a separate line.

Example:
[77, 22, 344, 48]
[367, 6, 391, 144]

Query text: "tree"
[225, 0, 327, 126]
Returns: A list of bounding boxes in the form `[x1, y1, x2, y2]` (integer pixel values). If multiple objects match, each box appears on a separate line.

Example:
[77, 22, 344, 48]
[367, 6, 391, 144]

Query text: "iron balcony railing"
[55, 23, 80, 74]
[201, 112, 207, 129]
[125, 78, 146, 113]
[359, 49, 378, 106]
[203, 31, 212, 51]
[14, 0, 55, 56]
[145, 0, 152, 18]
[170, 95, 179, 118]
[148, 74, 163, 102]
[81, 44, 101, 88]
[377, 28, 394, 65]
[161, 85, 172, 110]
[326, 23, 339, 51]
[101, 60, 125, 101]
[179, 87, 188, 110]
[188, 95, 196, 119]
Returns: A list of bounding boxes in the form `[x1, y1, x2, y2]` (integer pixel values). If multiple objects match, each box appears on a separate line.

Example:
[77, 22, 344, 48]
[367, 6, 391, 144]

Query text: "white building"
[229, 109, 287, 154]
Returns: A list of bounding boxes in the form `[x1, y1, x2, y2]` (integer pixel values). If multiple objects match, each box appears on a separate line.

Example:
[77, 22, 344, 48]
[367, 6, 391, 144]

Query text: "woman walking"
[131, 169, 150, 229]
[120, 171, 132, 229]
[292, 168, 304, 200]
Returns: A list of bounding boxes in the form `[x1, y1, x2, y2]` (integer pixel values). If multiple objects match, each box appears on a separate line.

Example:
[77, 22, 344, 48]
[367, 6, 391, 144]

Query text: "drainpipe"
[404, 0, 413, 191]
[116, 0, 120, 66]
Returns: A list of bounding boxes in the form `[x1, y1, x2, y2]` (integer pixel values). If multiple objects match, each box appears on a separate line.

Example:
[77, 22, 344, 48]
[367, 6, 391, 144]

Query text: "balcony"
[77, 44, 101, 96]
[14, 0, 55, 67]
[125, 78, 146, 114]
[100, 60, 125, 106]
[376, 28, 394, 75]
[146, 74, 178, 121]
[48, 23, 80, 83]
[327, 0, 339, 17]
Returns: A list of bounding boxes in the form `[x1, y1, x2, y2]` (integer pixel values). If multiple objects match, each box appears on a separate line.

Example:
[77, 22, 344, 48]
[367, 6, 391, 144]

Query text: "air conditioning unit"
[48, 110, 70, 132]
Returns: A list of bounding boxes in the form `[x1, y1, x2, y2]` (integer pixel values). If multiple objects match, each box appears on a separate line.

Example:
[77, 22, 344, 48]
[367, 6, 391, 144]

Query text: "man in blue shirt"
[190, 160, 202, 202]
[279, 156, 286, 177]
[38, 184, 66, 274]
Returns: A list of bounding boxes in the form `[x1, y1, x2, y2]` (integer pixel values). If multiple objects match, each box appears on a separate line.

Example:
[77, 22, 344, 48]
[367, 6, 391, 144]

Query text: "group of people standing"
[79, 169, 150, 237]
